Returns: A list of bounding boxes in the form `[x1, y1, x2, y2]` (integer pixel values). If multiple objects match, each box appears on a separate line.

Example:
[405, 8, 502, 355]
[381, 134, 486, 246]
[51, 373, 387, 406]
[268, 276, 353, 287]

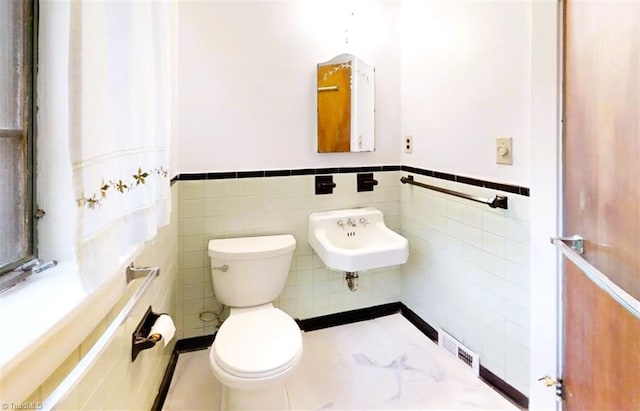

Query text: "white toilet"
[207, 234, 303, 410]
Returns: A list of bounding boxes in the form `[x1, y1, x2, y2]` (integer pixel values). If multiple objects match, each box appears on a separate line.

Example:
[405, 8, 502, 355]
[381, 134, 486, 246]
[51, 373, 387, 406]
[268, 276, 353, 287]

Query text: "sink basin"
[308, 207, 409, 272]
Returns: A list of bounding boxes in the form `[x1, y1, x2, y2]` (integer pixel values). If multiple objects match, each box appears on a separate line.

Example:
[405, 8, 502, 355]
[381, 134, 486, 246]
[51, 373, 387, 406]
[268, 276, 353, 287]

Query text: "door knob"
[538, 375, 560, 387]
[538, 375, 564, 398]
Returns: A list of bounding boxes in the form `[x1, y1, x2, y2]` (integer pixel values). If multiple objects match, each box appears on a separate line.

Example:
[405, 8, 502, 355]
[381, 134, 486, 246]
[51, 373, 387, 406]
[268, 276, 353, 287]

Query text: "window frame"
[0, 0, 38, 275]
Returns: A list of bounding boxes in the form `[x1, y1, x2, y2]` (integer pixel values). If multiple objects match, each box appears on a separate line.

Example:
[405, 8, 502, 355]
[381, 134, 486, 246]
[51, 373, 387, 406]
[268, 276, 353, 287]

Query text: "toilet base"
[220, 383, 290, 410]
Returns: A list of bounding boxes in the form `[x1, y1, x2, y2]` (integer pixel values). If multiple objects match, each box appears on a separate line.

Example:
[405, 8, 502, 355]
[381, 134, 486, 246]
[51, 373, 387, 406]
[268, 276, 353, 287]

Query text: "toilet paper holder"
[132, 306, 164, 362]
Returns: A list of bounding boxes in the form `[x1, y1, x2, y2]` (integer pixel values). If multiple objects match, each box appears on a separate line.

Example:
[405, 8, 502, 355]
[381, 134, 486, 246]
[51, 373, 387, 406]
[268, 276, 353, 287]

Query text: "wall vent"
[437, 328, 480, 376]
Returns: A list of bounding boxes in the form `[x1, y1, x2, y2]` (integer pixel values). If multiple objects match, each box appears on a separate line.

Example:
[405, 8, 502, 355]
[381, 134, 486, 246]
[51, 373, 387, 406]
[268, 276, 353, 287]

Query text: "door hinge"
[538, 375, 564, 399]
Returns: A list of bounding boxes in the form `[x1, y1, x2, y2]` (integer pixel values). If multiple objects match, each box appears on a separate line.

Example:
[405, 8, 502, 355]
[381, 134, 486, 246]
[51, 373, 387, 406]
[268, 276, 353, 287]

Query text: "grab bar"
[42, 265, 160, 410]
[551, 236, 640, 320]
[400, 175, 508, 209]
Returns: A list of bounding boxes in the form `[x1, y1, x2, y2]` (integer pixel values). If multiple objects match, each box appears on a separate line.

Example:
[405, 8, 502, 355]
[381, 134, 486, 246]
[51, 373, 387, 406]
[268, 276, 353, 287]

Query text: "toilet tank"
[208, 235, 296, 307]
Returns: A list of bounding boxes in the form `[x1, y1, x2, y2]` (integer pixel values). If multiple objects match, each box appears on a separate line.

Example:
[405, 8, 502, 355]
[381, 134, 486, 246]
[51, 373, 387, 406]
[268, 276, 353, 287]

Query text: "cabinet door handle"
[318, 85, 339, 92]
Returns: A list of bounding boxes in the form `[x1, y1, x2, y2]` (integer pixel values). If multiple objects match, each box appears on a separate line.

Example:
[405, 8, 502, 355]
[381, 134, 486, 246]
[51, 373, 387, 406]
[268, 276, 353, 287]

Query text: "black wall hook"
[315, 175, 336, 195]
[357, 173, 378, 192]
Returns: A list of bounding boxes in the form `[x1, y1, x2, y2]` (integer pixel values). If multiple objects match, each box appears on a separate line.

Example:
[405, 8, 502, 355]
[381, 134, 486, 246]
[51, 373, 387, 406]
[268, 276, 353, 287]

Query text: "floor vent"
[438, 328, 480, 376]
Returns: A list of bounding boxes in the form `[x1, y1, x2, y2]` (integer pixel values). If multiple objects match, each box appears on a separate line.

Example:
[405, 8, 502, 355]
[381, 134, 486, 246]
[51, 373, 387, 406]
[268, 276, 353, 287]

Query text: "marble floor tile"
[163, 314, 519, 410]
[162, 348, 222, 410]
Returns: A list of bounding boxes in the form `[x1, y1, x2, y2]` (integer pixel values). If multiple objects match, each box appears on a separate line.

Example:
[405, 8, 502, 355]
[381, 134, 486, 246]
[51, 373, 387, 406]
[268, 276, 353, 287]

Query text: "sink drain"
[345, 271, 359, 292]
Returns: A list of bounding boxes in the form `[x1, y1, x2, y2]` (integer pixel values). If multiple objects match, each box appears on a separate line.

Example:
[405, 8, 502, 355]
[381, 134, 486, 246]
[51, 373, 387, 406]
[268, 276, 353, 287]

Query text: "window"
[0, 0, 36, 274]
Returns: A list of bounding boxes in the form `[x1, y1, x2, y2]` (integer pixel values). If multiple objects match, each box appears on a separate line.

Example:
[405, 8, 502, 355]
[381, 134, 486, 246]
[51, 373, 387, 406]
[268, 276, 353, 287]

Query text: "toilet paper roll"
[149, 314, 176, 348]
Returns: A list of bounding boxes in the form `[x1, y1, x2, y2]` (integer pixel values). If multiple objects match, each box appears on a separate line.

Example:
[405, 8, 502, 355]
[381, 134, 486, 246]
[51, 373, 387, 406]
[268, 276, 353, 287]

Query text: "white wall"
[169, 1, 180, 177]
[177, 0, 401, 173]
[400, 0, 531, 186]
[529, 1, 561, 409]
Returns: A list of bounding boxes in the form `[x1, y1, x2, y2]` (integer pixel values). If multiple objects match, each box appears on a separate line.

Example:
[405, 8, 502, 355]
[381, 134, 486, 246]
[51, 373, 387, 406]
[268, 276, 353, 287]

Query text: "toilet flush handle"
[212, 264, 229, 272]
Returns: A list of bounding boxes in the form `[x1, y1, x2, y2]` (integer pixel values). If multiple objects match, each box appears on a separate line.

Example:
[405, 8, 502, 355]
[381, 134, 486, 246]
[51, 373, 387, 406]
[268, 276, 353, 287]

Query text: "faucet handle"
[337, 220, 345, 229]
[359, 217, 369, 227]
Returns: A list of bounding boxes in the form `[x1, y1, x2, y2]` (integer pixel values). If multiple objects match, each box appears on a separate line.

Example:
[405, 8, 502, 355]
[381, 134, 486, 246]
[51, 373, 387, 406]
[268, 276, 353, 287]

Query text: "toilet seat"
[212, 307, 302, 379]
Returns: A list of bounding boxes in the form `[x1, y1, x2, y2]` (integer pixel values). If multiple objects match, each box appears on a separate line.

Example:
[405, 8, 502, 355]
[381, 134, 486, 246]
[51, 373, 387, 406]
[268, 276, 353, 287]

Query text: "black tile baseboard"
[153, 304, 528, 410]
[398, 303, 438, 342]
[398, 303, 528, 409]
[296, 302, 402, 332]
[480, 365, 530, 410]
[151, 334, 216, 411]
[173, 165, 530, 197]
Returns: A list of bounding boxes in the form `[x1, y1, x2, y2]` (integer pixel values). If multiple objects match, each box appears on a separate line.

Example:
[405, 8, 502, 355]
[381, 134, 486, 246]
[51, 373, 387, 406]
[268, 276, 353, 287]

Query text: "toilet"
[207, 234, 303, 410]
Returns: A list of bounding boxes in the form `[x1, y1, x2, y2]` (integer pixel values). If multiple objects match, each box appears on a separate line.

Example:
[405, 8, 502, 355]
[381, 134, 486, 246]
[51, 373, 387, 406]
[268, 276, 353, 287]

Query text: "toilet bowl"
[207, 235, 302, 410]
[209, 304, 303, 409]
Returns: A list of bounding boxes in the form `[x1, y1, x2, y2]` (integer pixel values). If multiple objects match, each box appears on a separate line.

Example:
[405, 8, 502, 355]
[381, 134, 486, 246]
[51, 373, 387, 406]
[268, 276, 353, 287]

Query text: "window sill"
[0, 261, 85, 371]
[0, 246, 142, 402]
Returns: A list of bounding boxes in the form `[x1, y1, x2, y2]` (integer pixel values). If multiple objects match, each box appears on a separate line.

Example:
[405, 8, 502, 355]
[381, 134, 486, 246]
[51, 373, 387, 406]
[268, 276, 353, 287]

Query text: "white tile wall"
[175, 170, 531, 394]
[400, 174, 531, 395]
[20, 172, 532, 407]
[176, 172, 403, 338]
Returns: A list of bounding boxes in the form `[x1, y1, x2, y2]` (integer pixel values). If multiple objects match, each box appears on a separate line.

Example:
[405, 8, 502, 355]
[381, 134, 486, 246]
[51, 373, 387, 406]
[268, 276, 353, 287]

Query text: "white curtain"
[68, 1, 172, 292]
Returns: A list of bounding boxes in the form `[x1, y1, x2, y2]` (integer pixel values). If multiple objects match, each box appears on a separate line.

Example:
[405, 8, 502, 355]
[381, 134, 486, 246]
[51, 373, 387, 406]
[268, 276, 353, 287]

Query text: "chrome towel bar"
[400, 175, 508, 209]
[42, 264, 160, 410]
[126, 263, 158, 284]
[551, 235, 640, 320]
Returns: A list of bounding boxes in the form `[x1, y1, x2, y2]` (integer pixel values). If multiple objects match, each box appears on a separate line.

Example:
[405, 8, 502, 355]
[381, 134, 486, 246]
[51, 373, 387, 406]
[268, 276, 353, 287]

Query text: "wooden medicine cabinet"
[317, 54, 375, 153]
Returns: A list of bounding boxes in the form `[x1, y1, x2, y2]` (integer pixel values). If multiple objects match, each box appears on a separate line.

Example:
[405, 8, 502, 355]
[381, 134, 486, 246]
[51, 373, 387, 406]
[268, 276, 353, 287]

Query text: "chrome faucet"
[347, 217, 357, 227]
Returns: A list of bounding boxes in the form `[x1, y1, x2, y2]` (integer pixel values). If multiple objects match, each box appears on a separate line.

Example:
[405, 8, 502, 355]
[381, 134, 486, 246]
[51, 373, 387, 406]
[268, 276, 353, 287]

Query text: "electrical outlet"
[496, 137, 512, 165]
[404, 136, 413, 153]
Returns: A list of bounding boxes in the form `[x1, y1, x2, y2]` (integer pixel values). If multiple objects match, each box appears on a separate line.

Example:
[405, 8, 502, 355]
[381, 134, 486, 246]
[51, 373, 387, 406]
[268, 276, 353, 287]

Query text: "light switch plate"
[496, 137, 512, 165]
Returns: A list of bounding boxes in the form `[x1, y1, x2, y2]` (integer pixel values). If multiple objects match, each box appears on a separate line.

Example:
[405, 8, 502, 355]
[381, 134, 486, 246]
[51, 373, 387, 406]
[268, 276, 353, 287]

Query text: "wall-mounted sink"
[308, 207, 409, 272]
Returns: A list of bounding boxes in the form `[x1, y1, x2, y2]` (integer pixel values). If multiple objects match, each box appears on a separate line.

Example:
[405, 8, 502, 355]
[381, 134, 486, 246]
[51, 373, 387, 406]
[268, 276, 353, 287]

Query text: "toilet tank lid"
[208, 234, 296, 260]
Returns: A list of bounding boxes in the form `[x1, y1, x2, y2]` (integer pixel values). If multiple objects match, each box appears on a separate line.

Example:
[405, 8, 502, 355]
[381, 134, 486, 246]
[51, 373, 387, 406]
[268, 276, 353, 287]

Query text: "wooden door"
[317, 63, 351, 152]
[563, 1, 640, 409]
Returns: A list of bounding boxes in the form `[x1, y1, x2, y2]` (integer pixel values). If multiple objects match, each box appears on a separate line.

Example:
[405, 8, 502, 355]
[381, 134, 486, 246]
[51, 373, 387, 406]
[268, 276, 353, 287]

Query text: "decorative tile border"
[174, 165, 401, 181]
[401, 165, 530, 197]
[171, 165, 530, 197]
